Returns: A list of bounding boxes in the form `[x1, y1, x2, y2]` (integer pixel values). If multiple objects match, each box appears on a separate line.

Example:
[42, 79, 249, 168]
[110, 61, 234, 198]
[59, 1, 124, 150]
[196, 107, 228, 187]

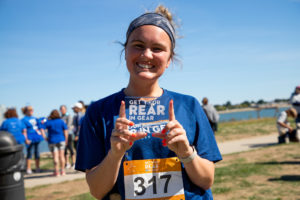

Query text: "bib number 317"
[124, 157, 185, 200]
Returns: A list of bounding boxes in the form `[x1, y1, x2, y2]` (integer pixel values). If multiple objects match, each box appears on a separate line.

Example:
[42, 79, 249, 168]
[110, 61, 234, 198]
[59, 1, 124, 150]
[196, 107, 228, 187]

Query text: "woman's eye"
[134, 44, 144, 49]
[152, 47, 163, 52]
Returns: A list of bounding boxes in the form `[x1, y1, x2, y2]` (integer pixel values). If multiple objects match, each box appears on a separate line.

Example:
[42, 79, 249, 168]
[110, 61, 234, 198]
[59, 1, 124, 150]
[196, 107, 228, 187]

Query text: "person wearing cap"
[72, 102, 84, 150]
[277, 108, 298, 143]
[290, 86, 300, 125]
[75, 5, 222, 200]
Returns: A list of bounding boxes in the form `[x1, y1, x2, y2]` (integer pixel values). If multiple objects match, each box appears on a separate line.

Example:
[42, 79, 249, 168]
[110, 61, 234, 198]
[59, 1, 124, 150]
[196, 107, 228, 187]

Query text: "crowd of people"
[0, 101, 86, 177]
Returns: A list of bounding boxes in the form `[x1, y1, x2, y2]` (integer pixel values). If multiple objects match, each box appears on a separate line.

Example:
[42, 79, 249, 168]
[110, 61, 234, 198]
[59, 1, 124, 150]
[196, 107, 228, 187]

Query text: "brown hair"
[21, 106, 33, 115]
[48, 109, 61, 120]
[4, 108, 18, 119]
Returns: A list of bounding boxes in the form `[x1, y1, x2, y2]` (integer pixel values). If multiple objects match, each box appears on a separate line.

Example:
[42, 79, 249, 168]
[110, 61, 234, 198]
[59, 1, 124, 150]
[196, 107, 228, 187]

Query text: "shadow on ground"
[268, 175, 300, 182]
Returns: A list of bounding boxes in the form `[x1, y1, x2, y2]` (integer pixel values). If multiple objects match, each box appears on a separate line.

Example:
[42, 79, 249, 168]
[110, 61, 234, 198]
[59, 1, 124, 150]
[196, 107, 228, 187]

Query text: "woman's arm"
[85, 150, 123, 199]
[177, 146, 215, 190]
[85, 101, 147, 199]
[153, 100, 215, 190]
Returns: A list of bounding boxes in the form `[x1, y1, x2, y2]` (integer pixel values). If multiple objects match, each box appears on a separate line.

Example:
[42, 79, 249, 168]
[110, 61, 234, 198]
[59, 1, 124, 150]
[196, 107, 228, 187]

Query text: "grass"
[212, 143, 300, 200]
[25, 118, 299, 200]
[215, 117, 296, 142]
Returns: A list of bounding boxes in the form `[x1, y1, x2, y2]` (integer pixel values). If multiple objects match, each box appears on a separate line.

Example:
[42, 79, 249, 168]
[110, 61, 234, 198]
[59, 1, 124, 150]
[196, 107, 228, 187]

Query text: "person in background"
[72, 102, 84, 150]
[21, 106, 46, 174]
[202, 97, 220, 134]
[41, 109, 68, 176]
[78, 100, 86, 114]
[0, 108, 29, 145]
[290, 85, 300, 126]
[60, 105, 75, 169]
[277, 107, 298, 143]
[75, 5, 222, 200]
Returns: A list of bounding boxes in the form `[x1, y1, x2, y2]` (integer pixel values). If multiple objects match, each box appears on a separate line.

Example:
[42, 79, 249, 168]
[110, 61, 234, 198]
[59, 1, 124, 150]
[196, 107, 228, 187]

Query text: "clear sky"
[1, 0, 299, 117]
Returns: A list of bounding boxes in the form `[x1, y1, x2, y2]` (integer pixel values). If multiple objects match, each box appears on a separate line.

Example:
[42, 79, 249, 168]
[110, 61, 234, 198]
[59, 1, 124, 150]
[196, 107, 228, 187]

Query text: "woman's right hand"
[110, 101, 146, 158]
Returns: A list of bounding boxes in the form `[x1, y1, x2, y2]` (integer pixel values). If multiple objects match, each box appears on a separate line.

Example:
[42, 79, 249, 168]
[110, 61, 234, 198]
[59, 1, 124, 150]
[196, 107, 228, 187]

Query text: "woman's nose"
[142, 48, 153, 59]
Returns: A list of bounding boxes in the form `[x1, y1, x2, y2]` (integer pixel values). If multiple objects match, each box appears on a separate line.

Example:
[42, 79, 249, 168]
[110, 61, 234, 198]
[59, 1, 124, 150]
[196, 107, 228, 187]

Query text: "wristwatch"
[178, 146, 197, 163]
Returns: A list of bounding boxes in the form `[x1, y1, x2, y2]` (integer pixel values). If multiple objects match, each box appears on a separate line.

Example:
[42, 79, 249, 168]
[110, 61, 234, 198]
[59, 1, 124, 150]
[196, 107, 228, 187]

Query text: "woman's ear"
[166, 57, 172, 68]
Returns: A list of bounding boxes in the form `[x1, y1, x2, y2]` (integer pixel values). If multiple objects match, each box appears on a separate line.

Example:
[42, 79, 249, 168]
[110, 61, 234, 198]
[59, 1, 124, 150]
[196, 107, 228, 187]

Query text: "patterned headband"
[126, 13, 176, 49]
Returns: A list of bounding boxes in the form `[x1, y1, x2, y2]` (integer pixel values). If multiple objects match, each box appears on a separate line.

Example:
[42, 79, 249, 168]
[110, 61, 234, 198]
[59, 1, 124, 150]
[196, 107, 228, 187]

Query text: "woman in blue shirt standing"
[0, 108, 29, 145]
[75, 5, 222, 200]
[41, 109, 68, 176]
[22, 106, 46, 174]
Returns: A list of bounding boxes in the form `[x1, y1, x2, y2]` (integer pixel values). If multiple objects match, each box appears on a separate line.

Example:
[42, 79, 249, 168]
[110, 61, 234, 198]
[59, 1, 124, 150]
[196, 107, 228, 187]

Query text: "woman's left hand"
[152, 100, 193, 158]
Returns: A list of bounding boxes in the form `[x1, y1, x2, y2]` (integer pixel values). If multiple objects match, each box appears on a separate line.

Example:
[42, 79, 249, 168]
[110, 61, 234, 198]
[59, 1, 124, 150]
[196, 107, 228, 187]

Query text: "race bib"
[123, 157, 185, 200]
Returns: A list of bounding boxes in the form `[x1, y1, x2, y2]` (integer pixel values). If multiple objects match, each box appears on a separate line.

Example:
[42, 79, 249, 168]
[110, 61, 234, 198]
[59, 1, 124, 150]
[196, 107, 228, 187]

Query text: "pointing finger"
[119, 100, 126, 118]
[169, 99, 175, 121]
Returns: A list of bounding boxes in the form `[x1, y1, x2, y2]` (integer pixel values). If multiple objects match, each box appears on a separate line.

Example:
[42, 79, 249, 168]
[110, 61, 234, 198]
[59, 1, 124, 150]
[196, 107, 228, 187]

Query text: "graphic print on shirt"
[125, 97, 170, 140]
[29, 118, 41, 135]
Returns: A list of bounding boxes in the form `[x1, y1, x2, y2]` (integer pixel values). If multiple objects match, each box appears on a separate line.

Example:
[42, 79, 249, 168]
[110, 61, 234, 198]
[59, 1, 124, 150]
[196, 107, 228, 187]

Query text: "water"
[219, 107, 288, 122]
[38, 107, 289, 153]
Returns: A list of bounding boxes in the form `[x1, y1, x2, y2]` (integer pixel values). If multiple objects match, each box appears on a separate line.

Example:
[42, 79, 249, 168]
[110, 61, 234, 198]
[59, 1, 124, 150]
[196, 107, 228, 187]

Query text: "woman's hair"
[121, 5, 179, 62]
[4, 108, 18, 118]
[21, 106, 33, 115]
[48, 109, 61, 120]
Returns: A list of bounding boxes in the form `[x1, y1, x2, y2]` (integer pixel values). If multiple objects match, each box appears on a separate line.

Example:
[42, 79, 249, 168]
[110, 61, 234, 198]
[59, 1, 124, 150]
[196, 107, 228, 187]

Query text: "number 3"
[134, 174, 172, 196]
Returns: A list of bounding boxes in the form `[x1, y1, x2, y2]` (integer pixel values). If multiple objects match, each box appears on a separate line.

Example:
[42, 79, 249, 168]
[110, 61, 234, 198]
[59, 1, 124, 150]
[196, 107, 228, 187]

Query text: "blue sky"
[1, 0, 299, 117]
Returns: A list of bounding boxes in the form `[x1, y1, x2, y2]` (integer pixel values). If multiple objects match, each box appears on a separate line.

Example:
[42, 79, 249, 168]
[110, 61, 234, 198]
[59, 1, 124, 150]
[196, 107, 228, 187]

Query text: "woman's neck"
[124, 81, 163, 97]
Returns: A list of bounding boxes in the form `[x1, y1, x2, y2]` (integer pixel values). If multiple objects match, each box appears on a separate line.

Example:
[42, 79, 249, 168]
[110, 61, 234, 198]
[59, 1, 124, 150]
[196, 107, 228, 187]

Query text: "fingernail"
[132, 133, 136, 137]
[129, 122, 134, 126]
[129, 142, 133, 145]
[161, 129, 167, 134]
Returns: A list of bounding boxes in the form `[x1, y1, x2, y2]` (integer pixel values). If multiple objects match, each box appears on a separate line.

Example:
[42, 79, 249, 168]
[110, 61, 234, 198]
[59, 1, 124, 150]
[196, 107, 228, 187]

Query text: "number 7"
[160, 174, 171, 193]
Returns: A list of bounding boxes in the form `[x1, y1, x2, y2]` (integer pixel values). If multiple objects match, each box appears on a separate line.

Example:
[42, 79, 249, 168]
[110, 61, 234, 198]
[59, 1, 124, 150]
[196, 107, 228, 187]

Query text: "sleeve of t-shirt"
[277, 112, 287, 123]
[22, 118, 31, 129]
[0, 121, 7, 131]
[21, 121, 26, 131]
[62, 120, 68, 130]
[192, 99, 222, 163]
[75, 106, 106, 172]
[37, 119, 44, 129]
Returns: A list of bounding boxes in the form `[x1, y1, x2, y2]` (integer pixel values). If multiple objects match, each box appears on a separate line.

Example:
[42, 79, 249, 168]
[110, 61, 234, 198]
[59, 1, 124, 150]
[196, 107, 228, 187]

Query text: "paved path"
[24, 133, 279, 188]
[218, 133, 278, 155]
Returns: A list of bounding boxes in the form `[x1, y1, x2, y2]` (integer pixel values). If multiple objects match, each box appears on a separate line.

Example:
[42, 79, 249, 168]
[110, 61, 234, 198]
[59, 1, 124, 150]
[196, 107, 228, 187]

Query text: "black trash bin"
[0, 131, 26, 200]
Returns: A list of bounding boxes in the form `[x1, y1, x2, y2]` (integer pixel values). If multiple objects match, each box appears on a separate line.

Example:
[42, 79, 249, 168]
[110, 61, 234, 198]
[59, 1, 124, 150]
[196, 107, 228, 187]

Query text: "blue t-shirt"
[0, 117, 26, 144]
[75, 89, 222, 200]
[22, 116, 44, 143]
[44, 119, 68, 144]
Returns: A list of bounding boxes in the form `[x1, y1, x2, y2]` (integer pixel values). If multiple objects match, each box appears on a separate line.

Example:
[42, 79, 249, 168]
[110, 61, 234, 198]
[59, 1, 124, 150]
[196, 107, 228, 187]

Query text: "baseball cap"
[72, 102, 83, 109]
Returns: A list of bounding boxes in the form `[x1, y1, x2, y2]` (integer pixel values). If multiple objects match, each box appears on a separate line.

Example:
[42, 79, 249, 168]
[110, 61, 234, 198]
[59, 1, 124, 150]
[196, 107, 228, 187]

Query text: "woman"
[0, 108, 29, 145]
[75, 5, 222, 200]
[22, 106, 45, 174]
[42, 109, 68, 176]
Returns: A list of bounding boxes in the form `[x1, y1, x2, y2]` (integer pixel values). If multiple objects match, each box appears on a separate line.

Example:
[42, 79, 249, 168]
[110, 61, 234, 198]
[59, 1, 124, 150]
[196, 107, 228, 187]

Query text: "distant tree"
[224, 101, 232, 107]
[257, 99, 265, 104]
[241, 101, 251, 107]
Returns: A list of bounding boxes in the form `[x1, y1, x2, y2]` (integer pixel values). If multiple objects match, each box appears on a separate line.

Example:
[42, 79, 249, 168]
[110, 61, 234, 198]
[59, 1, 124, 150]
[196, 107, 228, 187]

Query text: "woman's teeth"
[138, 63, 153, 69]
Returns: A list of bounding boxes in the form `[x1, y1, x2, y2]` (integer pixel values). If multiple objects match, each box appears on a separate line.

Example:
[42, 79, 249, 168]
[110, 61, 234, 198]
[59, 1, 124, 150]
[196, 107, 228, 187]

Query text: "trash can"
[0, 131, 26, 200]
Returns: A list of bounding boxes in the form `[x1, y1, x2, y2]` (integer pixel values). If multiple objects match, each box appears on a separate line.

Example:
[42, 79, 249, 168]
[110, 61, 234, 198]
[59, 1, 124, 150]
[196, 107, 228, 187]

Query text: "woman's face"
[27, 107, 34, 116]
[125, 25, 172, 83]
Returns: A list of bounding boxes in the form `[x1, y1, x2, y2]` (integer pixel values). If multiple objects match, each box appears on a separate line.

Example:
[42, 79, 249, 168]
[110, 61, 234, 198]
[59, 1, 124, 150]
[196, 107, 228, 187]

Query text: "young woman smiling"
[75, 5, 222, 200]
